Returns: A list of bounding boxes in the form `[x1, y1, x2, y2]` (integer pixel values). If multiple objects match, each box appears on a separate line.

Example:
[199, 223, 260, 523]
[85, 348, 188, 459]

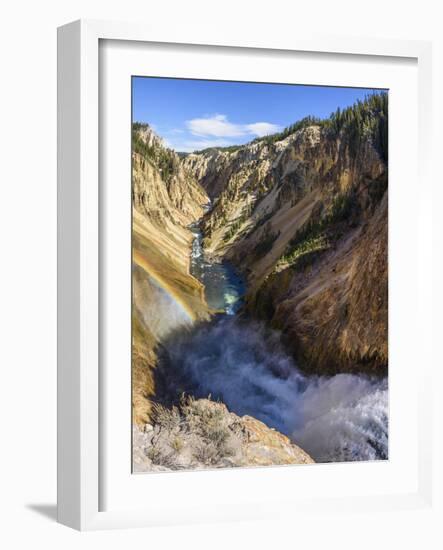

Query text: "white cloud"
[246, 122, 281, 137]
[186, 114, 280, 139]
[186, 114, 245, 137]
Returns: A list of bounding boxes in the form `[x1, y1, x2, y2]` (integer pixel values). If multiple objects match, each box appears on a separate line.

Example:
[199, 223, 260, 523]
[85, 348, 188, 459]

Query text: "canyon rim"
[131, 77, 388, 472]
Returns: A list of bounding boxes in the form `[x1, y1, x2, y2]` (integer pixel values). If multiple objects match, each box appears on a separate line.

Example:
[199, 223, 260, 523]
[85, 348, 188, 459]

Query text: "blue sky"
[132, 77, 384, 152]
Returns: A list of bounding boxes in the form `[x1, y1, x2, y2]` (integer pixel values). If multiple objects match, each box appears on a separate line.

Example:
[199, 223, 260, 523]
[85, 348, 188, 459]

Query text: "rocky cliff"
[133, 397, 313, 472]
[184, 94, 388, 374]
[132, 124, 209, 424]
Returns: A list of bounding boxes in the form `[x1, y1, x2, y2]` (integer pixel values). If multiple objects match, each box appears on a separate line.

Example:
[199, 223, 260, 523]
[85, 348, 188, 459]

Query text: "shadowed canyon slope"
[184, 94, 388, 374]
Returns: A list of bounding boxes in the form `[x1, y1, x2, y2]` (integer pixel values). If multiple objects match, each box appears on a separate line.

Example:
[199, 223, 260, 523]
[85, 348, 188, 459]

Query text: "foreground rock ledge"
[133, 398, 314, 472]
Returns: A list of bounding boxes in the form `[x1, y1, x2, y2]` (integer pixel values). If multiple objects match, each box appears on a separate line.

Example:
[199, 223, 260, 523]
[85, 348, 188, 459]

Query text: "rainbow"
[133, 250, 197, 321]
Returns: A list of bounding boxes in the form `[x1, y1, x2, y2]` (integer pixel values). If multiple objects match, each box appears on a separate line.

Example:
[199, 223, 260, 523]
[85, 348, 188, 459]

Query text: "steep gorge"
[183, 95, 388, 375]
[131, 123, 317, 468]
[131, 94, 388, 467]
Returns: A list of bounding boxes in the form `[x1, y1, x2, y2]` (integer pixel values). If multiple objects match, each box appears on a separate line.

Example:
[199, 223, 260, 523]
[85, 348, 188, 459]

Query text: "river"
[159, 225, 389, 463]
[189, 226, 245, 315]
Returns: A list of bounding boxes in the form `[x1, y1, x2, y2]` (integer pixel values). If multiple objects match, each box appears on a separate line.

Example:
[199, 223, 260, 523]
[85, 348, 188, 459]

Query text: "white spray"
[163, 318, 388, 463]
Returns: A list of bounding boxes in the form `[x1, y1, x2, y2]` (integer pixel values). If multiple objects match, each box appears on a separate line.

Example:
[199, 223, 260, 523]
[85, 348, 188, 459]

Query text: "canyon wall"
[132, 124, 209, 424]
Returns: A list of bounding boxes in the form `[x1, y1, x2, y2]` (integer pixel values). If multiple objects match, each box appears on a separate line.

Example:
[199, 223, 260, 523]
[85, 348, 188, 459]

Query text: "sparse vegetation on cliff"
[277, 190, 358, 269]
[325, 92, 388, 161]
[252, 92, 388, 161]
[251, 115, 324, 145]
[133, 396, 314, 472]
[132, 123, 180, 182]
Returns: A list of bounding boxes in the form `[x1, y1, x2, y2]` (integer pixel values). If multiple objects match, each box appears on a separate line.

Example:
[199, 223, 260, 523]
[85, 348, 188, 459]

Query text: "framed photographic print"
[57, 19, 433, 530]
[130, 77, 388, 472]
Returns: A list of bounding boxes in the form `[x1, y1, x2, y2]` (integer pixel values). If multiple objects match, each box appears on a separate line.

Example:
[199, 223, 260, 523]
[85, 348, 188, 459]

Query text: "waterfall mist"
[162, 318, 388, 463]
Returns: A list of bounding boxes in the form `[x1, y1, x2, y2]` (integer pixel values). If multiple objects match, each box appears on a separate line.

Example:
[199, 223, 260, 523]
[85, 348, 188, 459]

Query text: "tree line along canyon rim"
[131, 78, 388, 473]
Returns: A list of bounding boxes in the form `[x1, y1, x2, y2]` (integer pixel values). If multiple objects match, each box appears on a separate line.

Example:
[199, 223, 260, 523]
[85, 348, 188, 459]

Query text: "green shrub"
[279, 235, 329, 269]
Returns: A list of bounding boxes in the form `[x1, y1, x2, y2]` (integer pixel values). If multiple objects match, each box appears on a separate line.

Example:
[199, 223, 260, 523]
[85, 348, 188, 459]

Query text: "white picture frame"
[57, 19, 433, 531]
